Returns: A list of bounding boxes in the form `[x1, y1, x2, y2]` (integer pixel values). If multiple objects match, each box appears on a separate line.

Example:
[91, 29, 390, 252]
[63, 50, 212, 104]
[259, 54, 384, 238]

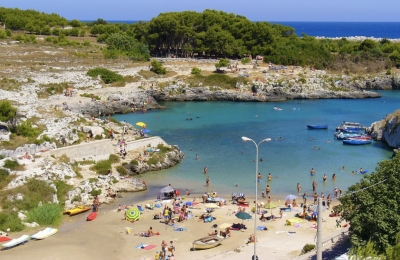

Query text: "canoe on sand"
[192, 235, 224, 250]
[63, 206, 91, 216]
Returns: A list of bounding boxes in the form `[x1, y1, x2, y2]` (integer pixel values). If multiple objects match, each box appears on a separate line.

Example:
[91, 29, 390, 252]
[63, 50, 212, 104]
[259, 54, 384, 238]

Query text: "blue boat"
[343, 139, 372, 145]
[307, 125, 328, 129]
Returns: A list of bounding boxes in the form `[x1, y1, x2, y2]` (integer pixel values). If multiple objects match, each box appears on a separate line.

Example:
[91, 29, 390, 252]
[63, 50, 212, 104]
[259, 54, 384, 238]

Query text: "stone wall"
[46, 136, 168, 162]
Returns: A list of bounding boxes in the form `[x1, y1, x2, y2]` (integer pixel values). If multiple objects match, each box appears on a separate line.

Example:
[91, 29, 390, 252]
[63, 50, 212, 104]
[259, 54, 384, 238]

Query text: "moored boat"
[31, 227, 58, 240]
[343, 139, 372, 145]
[63, 206, 91, 216]
[336, 121, 366, 131]
[87, 212, 97, 221]
[307, 124, 328, 129]
[2, 235, 30, 249]
[192, 235, 224, 250]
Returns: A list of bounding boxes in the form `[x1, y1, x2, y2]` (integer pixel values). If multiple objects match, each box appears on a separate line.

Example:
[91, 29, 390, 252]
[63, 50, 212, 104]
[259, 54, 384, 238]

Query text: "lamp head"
[261, 138, 272, 143]
[242, 136, 252, 142]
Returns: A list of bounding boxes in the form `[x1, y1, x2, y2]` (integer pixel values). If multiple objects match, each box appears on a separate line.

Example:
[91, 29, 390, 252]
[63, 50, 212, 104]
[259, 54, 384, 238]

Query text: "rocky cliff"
[367, 110, 400, 149]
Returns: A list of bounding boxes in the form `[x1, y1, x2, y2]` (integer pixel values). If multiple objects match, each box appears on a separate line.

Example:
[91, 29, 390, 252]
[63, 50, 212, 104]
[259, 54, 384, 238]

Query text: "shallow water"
[114, 91, 400, 201]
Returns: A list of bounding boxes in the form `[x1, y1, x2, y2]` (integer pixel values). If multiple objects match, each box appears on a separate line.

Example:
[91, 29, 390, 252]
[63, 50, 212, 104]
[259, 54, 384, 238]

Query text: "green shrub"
[3, 159, 22, 171]
[386, 69, 392, 75]
[147, 156, 160, 165]
[16, 121, 41, 138]
[94, 134, 102, 140]
[0, 168, 14, 190]
[241, 57, 251, 64]
[109, 154, 120, 163]
[90, 189, 102, 196]
[26, 203, 63, 226]
[87, 68, 124, 84]
[71, 194, 81, 203]
[116, 165, 128, 175]
[151, 60, 167, 75]
[90, 159, 112, 175]
[0, 100, 17, 122]
[53, 180, 73, 203]
[191, 67, 201, 75]
[130, 159, 138, 166]
[157, 143, 172, 153]
[0, 155, 4, 160]
[80, 93, 100, 100]
[302, 244, 316, 254]
[0, 212, 24, 232]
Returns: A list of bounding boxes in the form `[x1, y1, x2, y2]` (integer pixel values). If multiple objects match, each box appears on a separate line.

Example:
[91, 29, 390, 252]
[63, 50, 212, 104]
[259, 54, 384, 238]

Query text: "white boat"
[273, 106, 283, 111]
[2, 235, 30, 249]
[192, 235, 224, 250]
[31, 227, 58, 240]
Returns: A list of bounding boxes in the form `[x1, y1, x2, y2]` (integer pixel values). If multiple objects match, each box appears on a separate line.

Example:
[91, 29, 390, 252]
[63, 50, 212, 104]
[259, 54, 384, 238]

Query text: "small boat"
[307, 125, 328, 129]
[63, 206, 91, 216]
[192, 235, 224, 250]
[87, 212, 97, 221]
[336, 121, 366, 131]
[273, 106, 283, 111]
[31, 227, 58, 240]
[357, 170, 368, 174]
[343, 139, 372, 145]
[2, 235, 30, 249]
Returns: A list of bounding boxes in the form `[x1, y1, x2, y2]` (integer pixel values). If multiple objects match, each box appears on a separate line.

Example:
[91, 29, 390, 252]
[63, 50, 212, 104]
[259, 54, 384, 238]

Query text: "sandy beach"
[1, 192, 346, 260]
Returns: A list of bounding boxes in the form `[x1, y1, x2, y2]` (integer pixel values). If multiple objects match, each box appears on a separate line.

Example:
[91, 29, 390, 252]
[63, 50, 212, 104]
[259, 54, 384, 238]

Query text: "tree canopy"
[337, 153, 400, 253]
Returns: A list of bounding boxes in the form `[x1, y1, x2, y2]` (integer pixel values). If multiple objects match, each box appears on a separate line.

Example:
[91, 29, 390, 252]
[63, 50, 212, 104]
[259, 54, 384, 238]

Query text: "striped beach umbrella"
[126, 207, 140, 221]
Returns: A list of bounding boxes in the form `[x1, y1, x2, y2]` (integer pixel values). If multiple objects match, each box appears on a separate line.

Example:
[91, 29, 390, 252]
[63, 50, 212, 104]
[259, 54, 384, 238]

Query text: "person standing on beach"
[327, 194, 332, 209]
[297, 183, 302, 194]
[204, 166, 208, 174]
[169, 241, 175, 257]
[266, 185, 271, 197]
[93, 195, 99, 212]
[206, 176, 210, 187]
[257, 173, 262, 182]
[302, 193, 308, 205]
[313, 192, 318, 205]
[312, 180, 317, 191]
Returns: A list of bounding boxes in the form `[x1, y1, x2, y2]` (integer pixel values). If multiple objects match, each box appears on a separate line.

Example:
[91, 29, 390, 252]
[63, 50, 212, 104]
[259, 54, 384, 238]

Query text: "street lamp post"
[242, 136, 271, 260]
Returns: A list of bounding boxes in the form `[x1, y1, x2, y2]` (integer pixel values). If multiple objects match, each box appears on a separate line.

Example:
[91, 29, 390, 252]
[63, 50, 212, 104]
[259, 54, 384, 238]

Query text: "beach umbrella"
[309, 204, 327, 212]
[235, 212, 252, 221]
[136, 122, 146, 127]
[285, 194, 297, 201]
[160, 186, 174, 193]
[219, 223, 231, 230]
[142, 129, 151, 133]
[264, 203, 279, 209]
[204, 203, 219, 209]
[126, 207, 140, 221]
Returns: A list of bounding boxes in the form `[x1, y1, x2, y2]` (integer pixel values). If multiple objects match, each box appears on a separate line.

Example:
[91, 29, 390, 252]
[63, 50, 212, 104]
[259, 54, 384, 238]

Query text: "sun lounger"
[137, 205, 144, 213]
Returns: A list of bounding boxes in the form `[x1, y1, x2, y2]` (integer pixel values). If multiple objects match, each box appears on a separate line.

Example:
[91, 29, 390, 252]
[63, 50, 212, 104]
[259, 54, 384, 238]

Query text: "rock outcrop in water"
[367, 110, 400, 149]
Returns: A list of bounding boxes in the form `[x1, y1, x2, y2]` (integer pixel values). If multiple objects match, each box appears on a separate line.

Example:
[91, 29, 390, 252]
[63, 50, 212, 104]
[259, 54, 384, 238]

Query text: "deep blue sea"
[93, 20, 400, 39]
[114, 91, 400, 201]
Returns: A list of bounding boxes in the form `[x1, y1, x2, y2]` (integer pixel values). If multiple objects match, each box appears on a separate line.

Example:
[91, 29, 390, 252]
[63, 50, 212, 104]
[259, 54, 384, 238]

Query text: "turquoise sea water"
[114, 91, 400, 200]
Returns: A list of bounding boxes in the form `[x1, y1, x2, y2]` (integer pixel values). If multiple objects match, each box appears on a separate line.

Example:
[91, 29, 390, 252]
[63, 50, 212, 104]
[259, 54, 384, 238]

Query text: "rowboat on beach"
[2, 235, 30, 249]
[192, 235, 224, 250]
[31, 227, 58, 240]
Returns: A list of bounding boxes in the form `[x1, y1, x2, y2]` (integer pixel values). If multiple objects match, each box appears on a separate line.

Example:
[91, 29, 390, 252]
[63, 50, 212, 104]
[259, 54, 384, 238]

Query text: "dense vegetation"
[336, 153, 400, 256]
[1, 8, 400, 71]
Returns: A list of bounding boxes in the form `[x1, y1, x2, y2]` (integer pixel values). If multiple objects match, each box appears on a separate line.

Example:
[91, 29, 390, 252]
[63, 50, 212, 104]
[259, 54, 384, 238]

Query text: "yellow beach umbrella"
[136, 122, 146, 127]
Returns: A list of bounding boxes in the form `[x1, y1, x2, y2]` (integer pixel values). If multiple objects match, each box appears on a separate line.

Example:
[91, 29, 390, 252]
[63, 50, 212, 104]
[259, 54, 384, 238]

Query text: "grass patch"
[116, 165, 128, 175]
[26, 203, 63, 226]
[87, 67, 124, 84]
[138, 70, 157, 79]
[90, 154, 120, 175]
[0, 179, 55, 211]
[53, 180, 73, 204]
[187, 74, 249, 89]
[57, 154, 70, 164]
[3, 159, 25, 171]
[80, 93, 100, 100]
[37, 82, 69, 98]
[124, 75, 141, 83]
[0, 169, 16, 190]
[90, 189, 102, 196]
[76, 160, 94, 165]
[0, 211, 24, 232]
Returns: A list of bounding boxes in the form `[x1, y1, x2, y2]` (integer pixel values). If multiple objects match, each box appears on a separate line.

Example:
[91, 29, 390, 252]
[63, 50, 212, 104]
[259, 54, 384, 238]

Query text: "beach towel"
[143, 244, 156, 250]
[257, 226, 267, 231]
[173, 228, 187, 231]
[136, 243, 148, 249]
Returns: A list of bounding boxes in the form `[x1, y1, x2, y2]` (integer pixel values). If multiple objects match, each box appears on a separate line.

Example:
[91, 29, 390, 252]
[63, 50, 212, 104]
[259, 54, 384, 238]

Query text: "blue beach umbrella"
[142, 129, 151, 133]
[285, 194, 297, 201]
[235, 212, 252, 221]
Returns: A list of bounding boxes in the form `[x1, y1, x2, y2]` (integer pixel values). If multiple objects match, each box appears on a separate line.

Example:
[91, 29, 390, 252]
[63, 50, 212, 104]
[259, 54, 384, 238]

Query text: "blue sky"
[2, 0, 399, 22]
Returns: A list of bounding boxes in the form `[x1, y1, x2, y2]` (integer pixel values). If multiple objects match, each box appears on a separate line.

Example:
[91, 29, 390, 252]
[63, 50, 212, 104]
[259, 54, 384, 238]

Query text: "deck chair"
[137, 205, 144, 213]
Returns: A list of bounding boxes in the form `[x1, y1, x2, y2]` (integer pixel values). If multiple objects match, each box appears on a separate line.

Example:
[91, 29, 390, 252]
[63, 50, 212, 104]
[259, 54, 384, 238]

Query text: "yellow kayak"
[63, 206, 91, 216]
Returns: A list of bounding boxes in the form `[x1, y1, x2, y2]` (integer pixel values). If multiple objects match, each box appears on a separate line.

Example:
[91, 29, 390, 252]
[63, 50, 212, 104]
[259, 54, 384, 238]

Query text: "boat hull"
[307, 125, 328, 129]
[63, 206, 91, 216]
[192, 235, 223, 250]
[31, 227, 58, 240]
[343, 139, 372, 145]
[2, 235, 30, 248]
